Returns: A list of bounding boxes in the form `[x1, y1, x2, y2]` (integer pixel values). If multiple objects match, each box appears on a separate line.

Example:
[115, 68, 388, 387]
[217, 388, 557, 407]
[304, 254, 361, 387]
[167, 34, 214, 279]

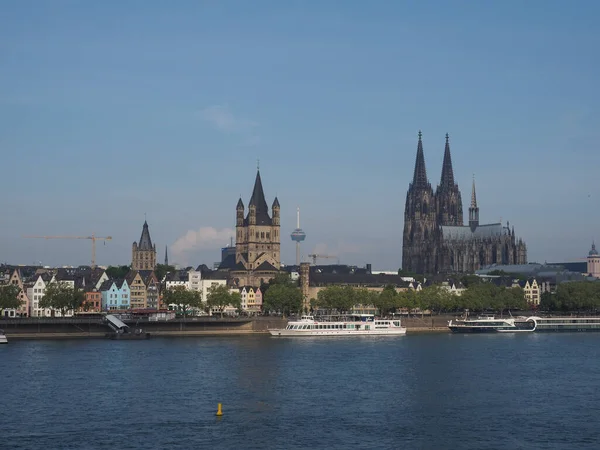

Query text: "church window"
[256, 232, 259, 239]
[266, 232, 270, 239]
[261, 232, 265, 239]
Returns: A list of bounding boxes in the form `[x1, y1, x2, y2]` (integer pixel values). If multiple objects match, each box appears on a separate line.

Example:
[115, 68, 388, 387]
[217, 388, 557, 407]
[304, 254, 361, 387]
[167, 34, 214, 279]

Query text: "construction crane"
[23, 234, 112, 268]
[308, 254, 338, 265]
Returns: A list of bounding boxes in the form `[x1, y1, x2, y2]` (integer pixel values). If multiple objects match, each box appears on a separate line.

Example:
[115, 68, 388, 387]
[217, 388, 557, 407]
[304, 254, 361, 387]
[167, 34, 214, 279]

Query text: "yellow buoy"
[216, 403, 223, 416]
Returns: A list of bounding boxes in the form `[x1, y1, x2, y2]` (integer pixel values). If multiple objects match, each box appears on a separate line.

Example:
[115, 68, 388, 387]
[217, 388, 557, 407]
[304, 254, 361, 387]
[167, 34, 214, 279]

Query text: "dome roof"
[590, 242, 599, 256]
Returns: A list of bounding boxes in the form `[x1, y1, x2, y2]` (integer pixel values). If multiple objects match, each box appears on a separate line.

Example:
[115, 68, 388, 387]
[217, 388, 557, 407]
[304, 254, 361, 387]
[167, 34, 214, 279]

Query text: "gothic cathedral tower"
[402, 132, 438, 274]
[232, 169, 281, 286]
[132, 220, 157, 271]
[435, 134, 463, 226]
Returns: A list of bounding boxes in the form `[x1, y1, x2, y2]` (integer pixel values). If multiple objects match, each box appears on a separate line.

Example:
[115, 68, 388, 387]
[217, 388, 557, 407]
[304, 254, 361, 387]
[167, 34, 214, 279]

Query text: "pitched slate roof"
[246, 170, 272, 226]
[218, 254, 237, 270]
[138, 221, 154, 250]
[255, 261, 278, 272]
[441, 223, 506, 241]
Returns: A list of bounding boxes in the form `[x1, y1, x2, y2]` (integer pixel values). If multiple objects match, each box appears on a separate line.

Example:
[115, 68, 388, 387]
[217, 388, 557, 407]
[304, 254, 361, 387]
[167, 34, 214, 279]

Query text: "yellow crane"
[307, 254, 339, 265]
[23, 234, 112, 268]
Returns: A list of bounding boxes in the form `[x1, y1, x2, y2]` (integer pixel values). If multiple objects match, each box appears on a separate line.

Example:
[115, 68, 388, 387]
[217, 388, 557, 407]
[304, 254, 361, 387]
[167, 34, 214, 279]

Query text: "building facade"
[126, 271, 147, 309]
[231, 170, 281, 286]
[100, 279, 130, 311]
[6, 269, 30, 317]
[402, 132, 527, 274]
[132, 221, 157, 271]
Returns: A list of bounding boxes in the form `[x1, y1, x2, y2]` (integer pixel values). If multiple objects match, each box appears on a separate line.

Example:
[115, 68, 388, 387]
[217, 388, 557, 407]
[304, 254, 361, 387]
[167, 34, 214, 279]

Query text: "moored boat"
[269, 314, 407, 337]
[448, 314, 535, 333]
[0, 329, 7, 344]
[526, 316, 600, 332]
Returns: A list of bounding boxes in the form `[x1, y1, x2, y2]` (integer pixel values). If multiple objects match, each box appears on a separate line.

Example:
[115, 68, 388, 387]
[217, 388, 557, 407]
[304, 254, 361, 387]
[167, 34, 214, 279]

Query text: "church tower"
[232, 169, 281, 286]
[468, 177, 479, 232]
[402, 131, 439, 274]
[435, 134, 463, 226]
[132, 220, 157, 271]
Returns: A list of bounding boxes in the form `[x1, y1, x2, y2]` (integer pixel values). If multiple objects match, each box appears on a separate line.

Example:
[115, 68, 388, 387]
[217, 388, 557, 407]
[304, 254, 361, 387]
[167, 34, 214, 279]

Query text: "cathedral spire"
[412, 131, 429, 188]
[469, 176, 479, 232]
[440, 133, 455, 188]
[164, 245, 169, 266]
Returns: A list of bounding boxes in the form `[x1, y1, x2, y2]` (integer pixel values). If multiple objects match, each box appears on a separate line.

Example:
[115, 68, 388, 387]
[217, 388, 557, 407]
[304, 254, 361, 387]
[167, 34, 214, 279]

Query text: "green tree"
[39, 282, 85, 317]
[162, 285, 203, 317]
[207, 285, 241, 317]
[105, 265, 130, 279]
[315, 286, 355, 313]
[371, 285, 398, 316]
[154, 264, 176, 284]
[0, 284, 23, 311]
[263, 283, 303, 316]
[460, 274, 483, 288]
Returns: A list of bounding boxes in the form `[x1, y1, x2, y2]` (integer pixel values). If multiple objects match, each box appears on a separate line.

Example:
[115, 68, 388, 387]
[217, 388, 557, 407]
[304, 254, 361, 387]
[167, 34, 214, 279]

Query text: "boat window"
[393, 321, 400, 326]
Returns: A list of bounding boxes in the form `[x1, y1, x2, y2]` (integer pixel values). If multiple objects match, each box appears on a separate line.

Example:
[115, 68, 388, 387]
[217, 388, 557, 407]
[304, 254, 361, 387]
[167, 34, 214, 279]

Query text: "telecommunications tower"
[290, 207, 306, 266]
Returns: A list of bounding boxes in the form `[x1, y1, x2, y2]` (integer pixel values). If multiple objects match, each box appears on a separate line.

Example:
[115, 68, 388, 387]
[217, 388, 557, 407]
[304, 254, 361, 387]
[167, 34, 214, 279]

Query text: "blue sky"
[1, 0, 599, 270]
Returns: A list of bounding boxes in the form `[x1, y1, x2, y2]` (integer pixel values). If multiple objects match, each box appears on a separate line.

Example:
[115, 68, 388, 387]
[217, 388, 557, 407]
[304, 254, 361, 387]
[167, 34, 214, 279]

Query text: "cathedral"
[402, 132, 527, 274]
[132, 220, 157, 271]
[230, 169, 281, 287]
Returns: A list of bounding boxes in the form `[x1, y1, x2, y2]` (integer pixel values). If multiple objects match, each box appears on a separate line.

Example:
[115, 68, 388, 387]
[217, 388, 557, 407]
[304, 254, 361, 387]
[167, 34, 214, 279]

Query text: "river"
[1, 333, 599, 449]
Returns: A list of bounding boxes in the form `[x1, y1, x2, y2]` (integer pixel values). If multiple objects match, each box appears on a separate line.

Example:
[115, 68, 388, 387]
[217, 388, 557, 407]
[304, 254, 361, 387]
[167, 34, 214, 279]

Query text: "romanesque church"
[402, 132, 527, 274]
[230, 169, 281, 287]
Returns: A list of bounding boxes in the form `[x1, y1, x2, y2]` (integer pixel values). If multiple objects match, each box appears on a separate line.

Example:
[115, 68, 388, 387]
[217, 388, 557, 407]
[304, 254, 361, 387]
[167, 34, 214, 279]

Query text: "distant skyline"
[1, 1, 599, 269]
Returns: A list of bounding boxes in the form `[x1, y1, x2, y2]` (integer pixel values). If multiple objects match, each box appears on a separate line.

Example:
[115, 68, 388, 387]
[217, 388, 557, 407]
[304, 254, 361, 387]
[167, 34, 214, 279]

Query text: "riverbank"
[5, 327, 449, 340]
[1, 316, 451, 340]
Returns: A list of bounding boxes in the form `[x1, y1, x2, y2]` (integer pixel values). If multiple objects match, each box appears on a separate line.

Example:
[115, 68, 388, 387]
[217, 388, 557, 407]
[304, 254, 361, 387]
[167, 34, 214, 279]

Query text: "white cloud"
[171, 227, 234, 256]
[199, 105, 258, 133]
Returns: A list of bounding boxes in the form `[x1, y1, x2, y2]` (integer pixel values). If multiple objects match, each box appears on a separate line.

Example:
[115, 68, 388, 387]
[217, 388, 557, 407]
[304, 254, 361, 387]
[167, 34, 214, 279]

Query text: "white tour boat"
[0, 329, 7, 344]
[448, 314, 535, 333]
[269, 314, 407, 337]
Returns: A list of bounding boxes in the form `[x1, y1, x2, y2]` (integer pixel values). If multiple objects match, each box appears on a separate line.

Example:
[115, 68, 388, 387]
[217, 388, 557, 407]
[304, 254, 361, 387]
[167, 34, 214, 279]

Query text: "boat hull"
[269, 328, 407, 337]
[0, 335, 7, 344]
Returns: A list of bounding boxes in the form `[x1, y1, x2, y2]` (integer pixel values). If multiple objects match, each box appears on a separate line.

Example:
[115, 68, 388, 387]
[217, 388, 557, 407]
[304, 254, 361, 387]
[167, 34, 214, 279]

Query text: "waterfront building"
[588, 242, 600, 278]
[402, 132, 527, 274]
[100, 279, 130, 311]
[82, 287, 102, 312]
[132, 221, 157, 271]
[231, 169, 281, 287]
[3, 269, 30, 317]
[139, 270, 160, 309]
[239, 286, 263, 312]
[521, 278, 541, 306]
[27, 273, 52, 317]
[126, 271, 148, 309]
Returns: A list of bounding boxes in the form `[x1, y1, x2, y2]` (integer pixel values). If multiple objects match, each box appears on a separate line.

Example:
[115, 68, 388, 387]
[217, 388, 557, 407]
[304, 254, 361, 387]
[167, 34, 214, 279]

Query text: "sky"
[1, 0, 599, 270]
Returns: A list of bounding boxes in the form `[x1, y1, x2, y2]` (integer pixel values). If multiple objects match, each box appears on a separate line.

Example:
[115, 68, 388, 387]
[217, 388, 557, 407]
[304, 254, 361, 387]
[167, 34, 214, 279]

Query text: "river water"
[1, 333, 599, 449]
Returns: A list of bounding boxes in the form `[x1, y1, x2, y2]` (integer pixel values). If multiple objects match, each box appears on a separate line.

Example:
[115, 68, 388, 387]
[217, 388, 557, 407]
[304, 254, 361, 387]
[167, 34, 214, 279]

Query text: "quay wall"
[0, 316, 450, 340]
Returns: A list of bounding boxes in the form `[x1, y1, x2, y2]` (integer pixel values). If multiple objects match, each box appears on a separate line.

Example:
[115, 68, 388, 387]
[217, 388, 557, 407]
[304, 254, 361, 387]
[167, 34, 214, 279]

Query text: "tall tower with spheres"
[231, 168, 281, 287]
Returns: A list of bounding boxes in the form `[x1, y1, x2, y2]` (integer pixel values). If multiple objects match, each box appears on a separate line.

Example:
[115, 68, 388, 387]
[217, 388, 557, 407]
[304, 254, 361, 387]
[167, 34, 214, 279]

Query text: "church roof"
[590, 242, 599, 256]
[246, 170, 272, 225]
[439, 133, 456, 188]
[218, 254, 237, 270]
[138, 221, 154, 250]
[441, 223, 507, 241]
[255, 261, 278, 272]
